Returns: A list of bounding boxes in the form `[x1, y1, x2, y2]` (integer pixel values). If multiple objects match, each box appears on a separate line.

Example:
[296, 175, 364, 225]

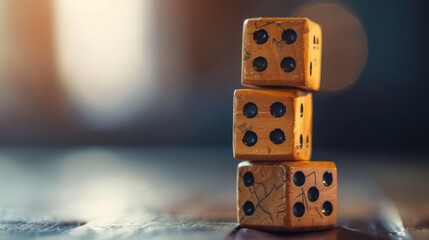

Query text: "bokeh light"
[294, 3, 368, 91]
[53, 0, 158, 129]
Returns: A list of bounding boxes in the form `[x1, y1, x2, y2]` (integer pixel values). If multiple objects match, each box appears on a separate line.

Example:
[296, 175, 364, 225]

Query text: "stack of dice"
[233, 18, 338, 231]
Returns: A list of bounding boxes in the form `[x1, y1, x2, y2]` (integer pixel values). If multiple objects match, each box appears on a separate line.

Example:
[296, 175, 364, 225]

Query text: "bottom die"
[237, 161, 337, 231]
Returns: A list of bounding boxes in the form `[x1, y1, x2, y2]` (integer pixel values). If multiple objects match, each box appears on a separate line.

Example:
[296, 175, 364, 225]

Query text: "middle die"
[233, 89, 312, 161]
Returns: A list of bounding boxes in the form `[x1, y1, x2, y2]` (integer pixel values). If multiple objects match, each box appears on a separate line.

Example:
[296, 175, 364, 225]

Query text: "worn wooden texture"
[233, 89, 312, 161]
[242, 18, 322, 90]
[237, 161, 337, 231]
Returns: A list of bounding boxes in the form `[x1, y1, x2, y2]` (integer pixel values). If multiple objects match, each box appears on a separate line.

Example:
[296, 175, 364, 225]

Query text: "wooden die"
[237, 161, 337, 231]
[233, 89, 312, 161]
[242, 18, 322, 90]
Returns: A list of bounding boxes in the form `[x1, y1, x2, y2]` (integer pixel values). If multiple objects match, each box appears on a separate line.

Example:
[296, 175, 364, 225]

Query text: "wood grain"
[242, 18, 322, 90]
[233, 89, 312, 161]
[237, 161, 337, 231]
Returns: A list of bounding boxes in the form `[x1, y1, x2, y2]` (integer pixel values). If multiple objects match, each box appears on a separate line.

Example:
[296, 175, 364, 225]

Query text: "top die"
[242, 18, 322, 91]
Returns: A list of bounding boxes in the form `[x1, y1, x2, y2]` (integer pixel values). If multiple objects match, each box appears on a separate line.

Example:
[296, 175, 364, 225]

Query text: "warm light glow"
[0, 0, 6, 84]
[53, 0, 158, 129]
[0, 1, 17, 111]
[294, 3, 368, 91]
[0, 1, 5, 74]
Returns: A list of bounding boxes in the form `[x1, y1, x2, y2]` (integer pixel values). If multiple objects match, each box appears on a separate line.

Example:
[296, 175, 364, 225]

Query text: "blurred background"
[0, 0, 428, 151]
[1, 1, 429, 239]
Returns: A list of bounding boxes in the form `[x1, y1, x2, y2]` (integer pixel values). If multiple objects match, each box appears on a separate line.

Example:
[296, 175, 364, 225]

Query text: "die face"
[237, 161, 337, 231]
[241, 18, 322, 90]
[233, 89, 312, 161]
[285, 161, 337, 230]
[237, 162, 288, 230]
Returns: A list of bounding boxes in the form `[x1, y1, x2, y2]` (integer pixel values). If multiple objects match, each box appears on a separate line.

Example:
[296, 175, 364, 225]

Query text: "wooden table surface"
[0, 148, 427, 240]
